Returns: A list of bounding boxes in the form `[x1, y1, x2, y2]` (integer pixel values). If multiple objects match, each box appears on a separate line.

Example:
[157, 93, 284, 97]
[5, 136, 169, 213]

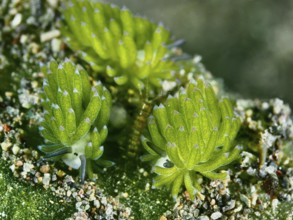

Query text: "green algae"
[97, 165, 174, 219]
[0, 159, 74, 220]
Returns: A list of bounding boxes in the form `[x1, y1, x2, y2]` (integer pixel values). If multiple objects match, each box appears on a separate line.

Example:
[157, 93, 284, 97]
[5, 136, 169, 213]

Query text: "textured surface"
[0, 1, 292, 219]
[0, 160, 73, 220]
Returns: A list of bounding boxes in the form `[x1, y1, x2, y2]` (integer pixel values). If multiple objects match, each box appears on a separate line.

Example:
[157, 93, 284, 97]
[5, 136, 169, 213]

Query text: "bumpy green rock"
[142, 78, 241, 199]
[39, 59, 112, 181]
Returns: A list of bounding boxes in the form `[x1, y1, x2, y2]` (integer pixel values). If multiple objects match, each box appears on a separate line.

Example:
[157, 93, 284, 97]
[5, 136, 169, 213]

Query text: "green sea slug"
[38, 59, 112, 182]
[141, 78, 241, 199]
[61, 0, 179, 92]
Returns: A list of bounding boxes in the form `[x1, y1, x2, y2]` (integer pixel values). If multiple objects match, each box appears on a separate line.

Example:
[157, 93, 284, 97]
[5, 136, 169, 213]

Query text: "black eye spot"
[74, 152, 78, 156]
[163, 159, 174, 168]
[215, 145, 223, 151]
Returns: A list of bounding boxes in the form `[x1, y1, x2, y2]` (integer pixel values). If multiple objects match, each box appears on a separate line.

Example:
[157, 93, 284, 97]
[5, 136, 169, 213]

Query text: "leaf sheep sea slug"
[141, 78, 241, 199]
[61, 0, 179, 92]
[38, 59, 113, 182]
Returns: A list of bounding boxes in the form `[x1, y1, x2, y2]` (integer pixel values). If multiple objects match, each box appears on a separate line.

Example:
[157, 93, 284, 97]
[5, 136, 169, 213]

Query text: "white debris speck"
[101, 197, 107, 205]
[265, 165, 277, 174]
[47, 0, 59, 8]
[272, 198, 279, 214]
[66, 190, 72, 197]
[23, 163, 34, 172]
[240, 194, 251, 208]
[7, 106, 20, 116]
[40, 30, 60, 42]
[261, 130, 278, 149]
[193, 55, 202, 63]
[211, 211, 222, 219]
[247, 167, 256, 176]
[145, 182, 150, 191]
[5, 91, 14, 99]
[42, 173, 51, 186]
[125, 207, 131, 216]
[76, 202, 82, 211]
[1, 140, 12, 151]
[251, 192, 258, 206]
[93, 199, 100, 208]
[105, 204, 113, 216]
[20, 34, 28, 44]
[289, 125, 293, 138]
[261, 102, 269, 110]
[1, 211, 6, 218]
[11, 13, 22, 28]
[12, 144, 20, 155]
[18, 89, 39, 109]
[9, 164, 15, 172]
[31, 81, 38, 89]
[223, 200, 236, 212]
[51, 38, 62, 52]
[255, 211, 261, 217]
[121, 192, 128, 198]
[272, 98, 284, 114]
[241, 151, 255, 168]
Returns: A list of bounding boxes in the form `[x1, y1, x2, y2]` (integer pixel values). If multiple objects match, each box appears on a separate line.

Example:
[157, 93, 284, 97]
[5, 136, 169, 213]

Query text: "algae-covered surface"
[0, 160, 74, 220]
[1, 0, 293, 219]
